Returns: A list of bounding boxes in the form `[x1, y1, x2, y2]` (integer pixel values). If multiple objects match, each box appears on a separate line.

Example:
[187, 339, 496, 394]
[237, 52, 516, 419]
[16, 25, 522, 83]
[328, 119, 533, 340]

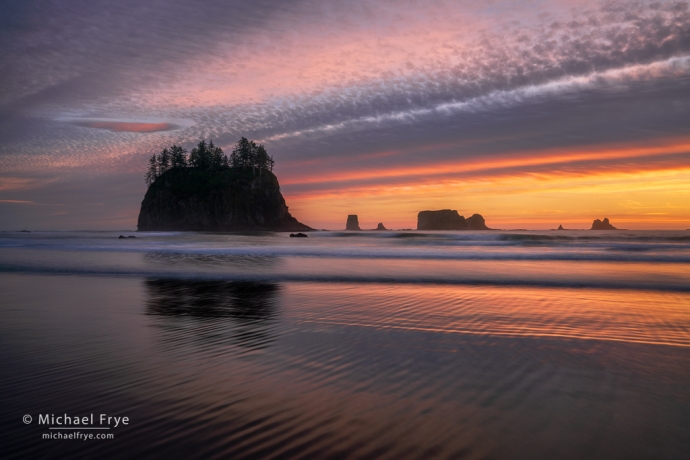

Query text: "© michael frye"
[38, 413, 129, 428]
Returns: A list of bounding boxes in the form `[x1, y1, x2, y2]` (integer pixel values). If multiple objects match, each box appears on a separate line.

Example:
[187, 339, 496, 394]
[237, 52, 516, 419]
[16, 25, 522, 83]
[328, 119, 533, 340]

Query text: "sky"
[0, 0, 689, 230]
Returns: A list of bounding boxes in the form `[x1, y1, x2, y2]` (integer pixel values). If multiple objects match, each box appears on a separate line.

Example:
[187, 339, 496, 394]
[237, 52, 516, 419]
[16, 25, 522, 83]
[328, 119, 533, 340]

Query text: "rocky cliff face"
[417, 210, 489, 230]
[137, 167, 311, 232]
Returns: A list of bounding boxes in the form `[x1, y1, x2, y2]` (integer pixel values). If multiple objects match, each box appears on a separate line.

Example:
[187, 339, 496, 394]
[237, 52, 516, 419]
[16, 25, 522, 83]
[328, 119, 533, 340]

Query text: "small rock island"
[417, 209, 490, 230]
[346, 215, 361, 230]
[591, 217, 617, 230]
[137, 139, 311, 232]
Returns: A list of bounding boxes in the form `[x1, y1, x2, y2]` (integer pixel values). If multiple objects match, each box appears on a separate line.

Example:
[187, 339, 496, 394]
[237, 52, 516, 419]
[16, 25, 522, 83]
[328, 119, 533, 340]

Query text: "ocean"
[1, 230, 689, 458]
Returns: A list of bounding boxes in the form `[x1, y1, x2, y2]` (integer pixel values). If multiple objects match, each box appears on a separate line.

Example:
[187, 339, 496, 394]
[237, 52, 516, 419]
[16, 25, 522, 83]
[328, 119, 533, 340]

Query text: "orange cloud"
[282, 136, 690, 188]
[281, 137, 690, 230]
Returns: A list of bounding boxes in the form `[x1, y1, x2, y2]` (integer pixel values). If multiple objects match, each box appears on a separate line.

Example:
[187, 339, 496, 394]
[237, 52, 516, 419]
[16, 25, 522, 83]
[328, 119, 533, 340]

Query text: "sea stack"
[591, 218, 617, 230]
[346, 215, 361, 230]
[466, 214, 488, 230]
[417, 210, 489, 230]
[558, 225, 564, 230]
[137, 168, 311, 232]
[375, 223, 388, 231]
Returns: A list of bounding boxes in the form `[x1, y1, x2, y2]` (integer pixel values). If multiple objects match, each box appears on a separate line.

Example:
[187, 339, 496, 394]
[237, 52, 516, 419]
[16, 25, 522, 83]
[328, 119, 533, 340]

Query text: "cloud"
[68, 120, 181, 133]
[0, 0, 689, 228]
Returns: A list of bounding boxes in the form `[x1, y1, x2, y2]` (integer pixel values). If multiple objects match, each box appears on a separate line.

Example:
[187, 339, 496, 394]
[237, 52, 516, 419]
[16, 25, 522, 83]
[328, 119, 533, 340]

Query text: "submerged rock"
[417, 210, 489, 230]
[591, 218, 617, 230]
[375, 223, 388, 231]
[290, 233, 308, 238]
[346, 215, 361, 230]
[137, 168, 311, 232]
[118, 235, 137, 239]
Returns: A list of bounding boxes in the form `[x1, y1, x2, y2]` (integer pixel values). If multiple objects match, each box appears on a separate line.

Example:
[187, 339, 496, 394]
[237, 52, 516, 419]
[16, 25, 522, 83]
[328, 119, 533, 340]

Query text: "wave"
[4, 243, 690, 262]
[3, 231, 690, 262]
[2, 263, 689, 293]
[2, 248, 690, 264]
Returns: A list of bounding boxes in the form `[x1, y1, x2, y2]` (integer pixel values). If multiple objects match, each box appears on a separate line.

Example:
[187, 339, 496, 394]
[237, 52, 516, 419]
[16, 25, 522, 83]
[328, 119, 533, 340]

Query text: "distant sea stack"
[346, 215, 361, 230]
[417, 210, 489, 230]
[137, 168, 311, 232]
[375, 223, 388, 231]
[591, 218, 617, 230]
[557, 225, 565, 230]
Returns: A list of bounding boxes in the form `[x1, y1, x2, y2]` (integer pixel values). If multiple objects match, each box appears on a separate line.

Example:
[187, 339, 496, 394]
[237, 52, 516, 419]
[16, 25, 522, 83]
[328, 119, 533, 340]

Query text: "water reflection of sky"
[2, 273, 690, 458]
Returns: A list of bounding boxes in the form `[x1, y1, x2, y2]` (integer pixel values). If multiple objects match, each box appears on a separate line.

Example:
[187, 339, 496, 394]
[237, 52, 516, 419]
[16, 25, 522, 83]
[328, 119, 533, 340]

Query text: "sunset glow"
[1, 0, 689, 230]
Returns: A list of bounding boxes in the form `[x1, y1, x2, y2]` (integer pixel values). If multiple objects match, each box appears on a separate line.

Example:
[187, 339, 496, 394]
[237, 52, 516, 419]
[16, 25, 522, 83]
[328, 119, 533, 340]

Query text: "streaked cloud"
[67, 120, 181, 133]
[0, 0, 689, 229]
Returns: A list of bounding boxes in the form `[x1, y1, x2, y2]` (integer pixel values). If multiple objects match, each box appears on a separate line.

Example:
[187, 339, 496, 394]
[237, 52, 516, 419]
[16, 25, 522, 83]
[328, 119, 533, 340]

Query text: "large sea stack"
[417, 210, 489, 230]
[137, 168, 311, 232]
[591, 217, 617, 230]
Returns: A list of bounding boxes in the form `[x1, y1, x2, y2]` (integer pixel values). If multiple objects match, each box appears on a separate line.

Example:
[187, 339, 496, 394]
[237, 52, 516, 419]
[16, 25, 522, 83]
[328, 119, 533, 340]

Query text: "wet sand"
[2, 273, 689, 459]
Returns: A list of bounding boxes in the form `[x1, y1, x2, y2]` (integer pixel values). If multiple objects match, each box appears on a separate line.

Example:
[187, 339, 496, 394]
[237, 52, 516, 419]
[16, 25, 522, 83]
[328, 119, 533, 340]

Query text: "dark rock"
[558, 225, 564, 230]
[375, 223, 388, 231]
[466, 214, 489, 230]
[290, 233, 308, 238]
[119, 235, 137, 239]
[417, 210, 489, 230]
[417, 210, 465, 230]
[591, 218, 617, 230]
[346, 215, 361, 230]
[137, 168, 311, 232]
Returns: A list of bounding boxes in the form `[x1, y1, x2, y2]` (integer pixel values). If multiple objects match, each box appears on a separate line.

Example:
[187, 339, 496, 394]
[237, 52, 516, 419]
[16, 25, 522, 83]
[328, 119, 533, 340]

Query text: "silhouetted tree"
[145, 154, 158, 186]
[145, 138, 275, 186]
[189, 140, 211, 169]
[170, 145, 188, 168]
[157, 148, 171, 175]
[208, 140, 226, 171]
[232, 137, 253, 170]
[255, 144, 269, 177]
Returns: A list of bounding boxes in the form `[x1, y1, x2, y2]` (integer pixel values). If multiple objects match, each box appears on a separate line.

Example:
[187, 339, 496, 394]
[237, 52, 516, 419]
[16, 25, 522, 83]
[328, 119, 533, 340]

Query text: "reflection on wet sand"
[2, 274, 690, 459]
[145, 279, 280, 352]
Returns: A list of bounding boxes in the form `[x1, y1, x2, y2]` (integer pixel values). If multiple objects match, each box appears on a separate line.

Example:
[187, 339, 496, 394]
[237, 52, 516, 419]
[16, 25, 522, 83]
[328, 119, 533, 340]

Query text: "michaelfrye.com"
[23, 413, 129, 440]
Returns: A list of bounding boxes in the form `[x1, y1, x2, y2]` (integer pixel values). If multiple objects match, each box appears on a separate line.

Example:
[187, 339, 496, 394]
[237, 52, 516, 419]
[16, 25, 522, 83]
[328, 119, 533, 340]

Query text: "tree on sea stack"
[169, 145, 188, 169]
[145, 154, 158, 186]
[256, 145, 270, 177]
[229, 137, 274, 175]
[145, 137, 277, 184]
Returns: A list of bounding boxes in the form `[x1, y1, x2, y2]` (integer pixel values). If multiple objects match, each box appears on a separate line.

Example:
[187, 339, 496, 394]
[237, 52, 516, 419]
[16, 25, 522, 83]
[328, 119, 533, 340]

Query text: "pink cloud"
[72, 121, 179, 133]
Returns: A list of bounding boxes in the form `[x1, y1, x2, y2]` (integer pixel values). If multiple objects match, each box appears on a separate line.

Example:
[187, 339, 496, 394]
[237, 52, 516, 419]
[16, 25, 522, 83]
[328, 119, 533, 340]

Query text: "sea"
[1, 229, 689, 459]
